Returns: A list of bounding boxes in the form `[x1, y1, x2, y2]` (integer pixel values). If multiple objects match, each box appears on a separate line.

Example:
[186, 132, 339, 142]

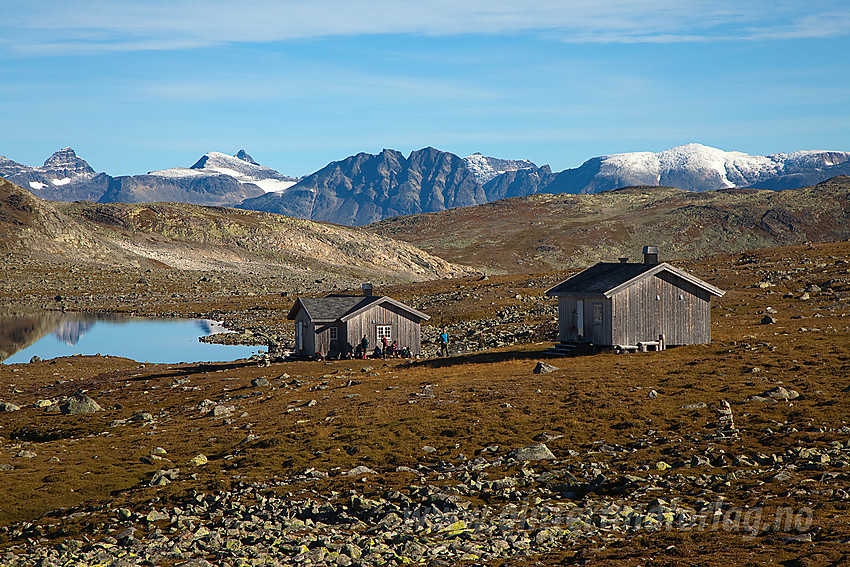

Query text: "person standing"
[360, 335, 368, 359]
[439, 330, 449, 356]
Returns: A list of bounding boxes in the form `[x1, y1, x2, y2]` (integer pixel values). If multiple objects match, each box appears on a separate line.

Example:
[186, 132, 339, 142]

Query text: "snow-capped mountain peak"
[593, 143, 850, 191]
[235, 149, 258, 165]
[463, 152, 537, 184]
[149, 151, 298, 193]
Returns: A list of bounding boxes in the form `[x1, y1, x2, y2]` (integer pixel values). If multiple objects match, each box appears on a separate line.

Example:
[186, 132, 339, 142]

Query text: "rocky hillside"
[367, 176, 850, 273]
[0, 178, 476, 285]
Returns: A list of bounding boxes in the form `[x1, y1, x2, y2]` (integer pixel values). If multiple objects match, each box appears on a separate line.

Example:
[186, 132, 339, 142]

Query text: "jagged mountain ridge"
[0, 148, 108, 202]
[237, 147, 486, 226]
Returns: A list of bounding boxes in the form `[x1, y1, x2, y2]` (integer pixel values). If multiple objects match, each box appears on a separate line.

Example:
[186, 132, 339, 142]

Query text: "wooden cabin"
[545, 247, 724, 354]
[286, 285, 430, 358]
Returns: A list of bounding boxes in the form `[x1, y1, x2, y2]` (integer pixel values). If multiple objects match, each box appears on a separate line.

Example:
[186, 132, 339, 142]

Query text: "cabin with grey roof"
[545, 247, 724, 354]
[287, 284, 430, 358]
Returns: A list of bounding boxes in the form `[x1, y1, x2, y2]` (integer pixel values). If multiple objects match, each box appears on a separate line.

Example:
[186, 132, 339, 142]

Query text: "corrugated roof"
[546, 262, 724, 298]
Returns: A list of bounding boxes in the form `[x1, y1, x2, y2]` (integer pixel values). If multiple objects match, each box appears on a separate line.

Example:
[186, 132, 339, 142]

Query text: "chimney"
[361, 283, 374, 297]
[642, 246, 659, 264]
[618, 257, 629, 263]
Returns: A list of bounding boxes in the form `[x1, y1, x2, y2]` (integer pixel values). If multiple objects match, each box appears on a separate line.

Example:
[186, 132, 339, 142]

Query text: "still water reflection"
[1, 313, 261, 364]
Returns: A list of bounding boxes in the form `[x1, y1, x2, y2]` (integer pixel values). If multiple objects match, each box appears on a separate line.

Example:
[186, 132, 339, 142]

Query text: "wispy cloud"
[4, 0, 848, 55]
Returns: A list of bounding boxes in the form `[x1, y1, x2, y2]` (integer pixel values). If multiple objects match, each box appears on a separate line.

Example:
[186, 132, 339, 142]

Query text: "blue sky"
[2, 1, 849, 177]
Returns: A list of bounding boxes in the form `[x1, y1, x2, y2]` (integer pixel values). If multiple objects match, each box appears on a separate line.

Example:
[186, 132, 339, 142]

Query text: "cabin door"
[296, 321, 304, 352]
[576, 299, 584, 340]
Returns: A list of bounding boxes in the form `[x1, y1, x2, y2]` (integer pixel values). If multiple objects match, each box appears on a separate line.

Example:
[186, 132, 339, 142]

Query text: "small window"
[678, 294, 684, 301]
[592, 302, 603, 324]
[329, 327, 338, 341]
[377, 325, 392, 340]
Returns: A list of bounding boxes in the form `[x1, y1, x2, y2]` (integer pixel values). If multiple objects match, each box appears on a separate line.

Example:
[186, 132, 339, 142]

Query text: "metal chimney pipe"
[362, 283, 374, 296]
[642, 246, 659, 264]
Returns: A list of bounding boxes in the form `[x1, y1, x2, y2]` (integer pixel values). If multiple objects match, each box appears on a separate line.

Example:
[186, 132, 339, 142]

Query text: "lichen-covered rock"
[60, 394, 102, 415]
[506, 443, 556, 461]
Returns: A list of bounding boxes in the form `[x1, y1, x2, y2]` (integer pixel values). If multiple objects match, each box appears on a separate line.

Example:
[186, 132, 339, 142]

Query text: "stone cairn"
[714, 399, 740, 439]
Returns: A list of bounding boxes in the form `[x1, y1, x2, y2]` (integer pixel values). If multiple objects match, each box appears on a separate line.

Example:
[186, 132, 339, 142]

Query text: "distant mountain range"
[3, 143, 849, 225]
[238, 143, 850, 225]
[0, 149, 298, 207]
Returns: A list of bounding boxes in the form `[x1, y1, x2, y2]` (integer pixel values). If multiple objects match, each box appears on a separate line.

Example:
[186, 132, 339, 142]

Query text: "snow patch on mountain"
[463, 152, 537, 184]
[146, 151, 298, 193]
[595, 143, 850, 192]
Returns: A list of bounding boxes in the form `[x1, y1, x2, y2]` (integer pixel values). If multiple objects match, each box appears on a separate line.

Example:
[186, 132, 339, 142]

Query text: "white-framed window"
[376, 325, 392, 340]
[592, 302, 603, 325]
[329, 327, 338, 341]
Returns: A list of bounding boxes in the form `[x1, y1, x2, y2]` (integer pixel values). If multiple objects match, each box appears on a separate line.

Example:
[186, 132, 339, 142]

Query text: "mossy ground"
[0, 241, 848, 565]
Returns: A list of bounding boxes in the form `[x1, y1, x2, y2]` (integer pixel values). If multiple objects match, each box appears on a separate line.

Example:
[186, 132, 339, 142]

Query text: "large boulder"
[60, 394, 102, 415]
[533, 361, 560, 374]
[507, 443, 556, 461]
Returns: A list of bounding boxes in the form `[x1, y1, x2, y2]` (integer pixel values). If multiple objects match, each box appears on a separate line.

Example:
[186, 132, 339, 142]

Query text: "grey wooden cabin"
[546, 247, 724, 352]
[287, 289, 430, 358]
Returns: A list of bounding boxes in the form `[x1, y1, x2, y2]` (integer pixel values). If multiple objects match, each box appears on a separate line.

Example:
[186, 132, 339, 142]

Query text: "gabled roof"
[545, 262, 724, 298]
[287, 295, 430, 323]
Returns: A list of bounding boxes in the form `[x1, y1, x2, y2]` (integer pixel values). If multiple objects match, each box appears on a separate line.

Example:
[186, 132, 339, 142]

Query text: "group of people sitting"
[359, 336, 411, 359]
[318, 335, 412, 360]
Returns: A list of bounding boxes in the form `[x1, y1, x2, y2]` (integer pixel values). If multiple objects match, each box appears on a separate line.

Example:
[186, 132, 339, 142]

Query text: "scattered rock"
[251, 377, 270, 387]
[0, 402, 21, 412]
[345, 465, 377, 476]
[761, 386, 800, 401]
[533, 361, 559, 374]
[188, 454, 208, 467]
[761, 315, 777, 325]
[507, 443, 556, 461]
[145, 509, 170, 522]
[532, 431, 563, 442]
[60, 394, 102, 415]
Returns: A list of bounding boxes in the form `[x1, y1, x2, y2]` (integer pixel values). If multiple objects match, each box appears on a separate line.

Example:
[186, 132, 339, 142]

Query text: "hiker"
[439, 330, 449, 356]
[360, 335, 368, 359]
[389, 340, 398, 357]
[373, 345, 382, 359]
[381, 335, 388, 357]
